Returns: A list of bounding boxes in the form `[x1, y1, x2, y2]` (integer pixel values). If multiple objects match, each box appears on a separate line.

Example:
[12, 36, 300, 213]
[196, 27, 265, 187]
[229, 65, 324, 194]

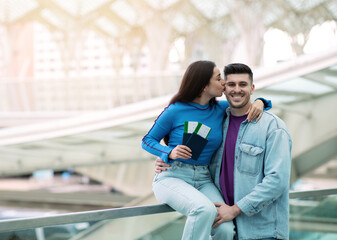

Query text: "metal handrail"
[0, 204, 175, 233]
[289, 188, 337, 199]
[0, 188, 336, 233]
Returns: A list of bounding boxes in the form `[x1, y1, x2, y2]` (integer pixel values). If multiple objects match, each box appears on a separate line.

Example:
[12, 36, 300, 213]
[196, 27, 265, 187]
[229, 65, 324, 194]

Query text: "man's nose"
[233, 85, 241, 92]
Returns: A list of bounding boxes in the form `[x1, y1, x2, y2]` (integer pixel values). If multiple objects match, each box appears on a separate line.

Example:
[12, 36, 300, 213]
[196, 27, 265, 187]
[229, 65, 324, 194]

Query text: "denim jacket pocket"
[238, 143, 264, 176]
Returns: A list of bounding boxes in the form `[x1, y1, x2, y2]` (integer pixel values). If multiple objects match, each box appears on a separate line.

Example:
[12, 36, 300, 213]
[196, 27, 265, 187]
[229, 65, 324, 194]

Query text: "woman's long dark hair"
[164, 60, 217, 145]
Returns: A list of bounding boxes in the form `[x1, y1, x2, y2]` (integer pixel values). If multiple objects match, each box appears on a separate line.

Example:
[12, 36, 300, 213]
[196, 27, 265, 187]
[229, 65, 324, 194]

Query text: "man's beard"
[226, 95, 250, 109]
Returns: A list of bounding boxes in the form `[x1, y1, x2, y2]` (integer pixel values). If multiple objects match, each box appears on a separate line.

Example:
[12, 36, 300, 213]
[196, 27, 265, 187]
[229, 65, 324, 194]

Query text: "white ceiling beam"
[257, 89, 316, 98]
[254, 48, 337, 89]
[0, 95, 172, 146]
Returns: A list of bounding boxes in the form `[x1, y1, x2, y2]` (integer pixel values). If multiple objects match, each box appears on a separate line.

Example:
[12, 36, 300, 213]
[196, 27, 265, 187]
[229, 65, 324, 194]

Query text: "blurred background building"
[0, 0, 336, 239]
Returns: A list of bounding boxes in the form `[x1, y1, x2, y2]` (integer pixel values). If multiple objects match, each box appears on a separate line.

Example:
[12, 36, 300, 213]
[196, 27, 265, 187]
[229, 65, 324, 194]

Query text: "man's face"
[224, 73, 255, 109]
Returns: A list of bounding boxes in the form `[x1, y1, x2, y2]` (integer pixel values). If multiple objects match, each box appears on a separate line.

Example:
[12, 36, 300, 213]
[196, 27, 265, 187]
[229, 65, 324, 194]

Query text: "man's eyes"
[227, 83, 248, 87]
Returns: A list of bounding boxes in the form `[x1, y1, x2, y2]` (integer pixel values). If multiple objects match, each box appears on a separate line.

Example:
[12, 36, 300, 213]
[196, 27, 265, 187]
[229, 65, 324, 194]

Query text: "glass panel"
[290, 193, 337, 240]
[325, 76, 337, 85]
[0, 211, 183, 240]
[0, 221, 96, 240]
[265, 77, 334, 95]
[1, 191, 336, 240]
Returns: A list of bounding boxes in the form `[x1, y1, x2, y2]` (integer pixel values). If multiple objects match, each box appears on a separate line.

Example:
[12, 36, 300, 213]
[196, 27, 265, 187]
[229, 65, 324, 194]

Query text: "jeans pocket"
[153, 173, 160, 183]
[153, 167, 170, 183]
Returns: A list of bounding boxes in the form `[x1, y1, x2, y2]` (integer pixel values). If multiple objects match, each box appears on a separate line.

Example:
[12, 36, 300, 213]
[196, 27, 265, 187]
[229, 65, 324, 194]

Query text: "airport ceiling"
[0, 0, 336, 194]
[0, 0, 336, 40]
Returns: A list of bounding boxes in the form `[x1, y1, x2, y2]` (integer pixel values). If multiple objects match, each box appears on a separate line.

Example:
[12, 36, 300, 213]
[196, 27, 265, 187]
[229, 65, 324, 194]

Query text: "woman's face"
[203, 67, 225, 98]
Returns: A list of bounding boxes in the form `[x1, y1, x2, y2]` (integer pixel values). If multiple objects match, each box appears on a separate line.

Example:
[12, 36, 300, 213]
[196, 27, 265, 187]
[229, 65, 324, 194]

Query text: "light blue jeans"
[152, 161, 235, 240]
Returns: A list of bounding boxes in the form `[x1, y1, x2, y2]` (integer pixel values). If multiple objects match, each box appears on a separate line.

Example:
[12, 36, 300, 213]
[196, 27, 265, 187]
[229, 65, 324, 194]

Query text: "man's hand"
[154, 157, 171, 173]
[213, 203, 242, 228]
[246, 99, 264, 122]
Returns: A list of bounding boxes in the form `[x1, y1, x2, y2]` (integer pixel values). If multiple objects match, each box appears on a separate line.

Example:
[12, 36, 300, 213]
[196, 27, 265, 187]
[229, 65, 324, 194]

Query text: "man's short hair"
[224, 63, 253, 83]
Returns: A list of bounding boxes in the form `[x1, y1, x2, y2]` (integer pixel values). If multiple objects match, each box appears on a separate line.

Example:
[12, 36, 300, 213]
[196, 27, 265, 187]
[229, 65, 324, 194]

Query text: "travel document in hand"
[182, 121, 211, 161]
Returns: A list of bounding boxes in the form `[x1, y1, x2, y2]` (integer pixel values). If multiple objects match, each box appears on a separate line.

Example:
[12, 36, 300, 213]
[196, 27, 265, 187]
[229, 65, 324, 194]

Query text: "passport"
[184, 133, 208, 161]
[183, 121, 211, 161]
[183, 132, 192, 145]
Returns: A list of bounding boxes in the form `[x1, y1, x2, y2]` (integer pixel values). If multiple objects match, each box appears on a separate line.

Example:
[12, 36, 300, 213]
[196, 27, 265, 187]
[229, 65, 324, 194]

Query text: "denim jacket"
[209, 109, 292, 240]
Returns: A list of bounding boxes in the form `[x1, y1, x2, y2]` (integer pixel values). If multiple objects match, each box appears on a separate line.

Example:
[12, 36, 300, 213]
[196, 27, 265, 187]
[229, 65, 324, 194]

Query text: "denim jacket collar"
[225, 107, 259, 124]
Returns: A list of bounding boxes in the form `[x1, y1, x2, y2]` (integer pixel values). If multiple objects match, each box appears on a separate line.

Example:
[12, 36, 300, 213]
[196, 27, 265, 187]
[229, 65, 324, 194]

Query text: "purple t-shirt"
[219, 114, 247, 206]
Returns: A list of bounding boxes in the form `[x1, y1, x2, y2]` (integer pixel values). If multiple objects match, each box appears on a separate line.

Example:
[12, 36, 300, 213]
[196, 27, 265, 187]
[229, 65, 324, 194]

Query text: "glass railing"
[0, 204, 175, 238]
[0, 188, 336, 240]
[289, 188, 337, 240]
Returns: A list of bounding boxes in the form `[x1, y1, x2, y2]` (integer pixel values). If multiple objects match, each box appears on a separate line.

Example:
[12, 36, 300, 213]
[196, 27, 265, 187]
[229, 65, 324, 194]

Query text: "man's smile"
[230, 93, 244, 101]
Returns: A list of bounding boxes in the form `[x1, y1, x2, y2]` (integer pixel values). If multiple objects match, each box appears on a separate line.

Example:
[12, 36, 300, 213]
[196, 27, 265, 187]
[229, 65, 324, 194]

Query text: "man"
[209, 63, 292, 239]
[155, 63, 291, 239]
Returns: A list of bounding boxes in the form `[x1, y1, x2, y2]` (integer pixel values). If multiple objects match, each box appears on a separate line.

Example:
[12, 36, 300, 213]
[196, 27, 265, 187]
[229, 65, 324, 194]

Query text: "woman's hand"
[154, 157, 170, 173]
[246, 99, 264, 122]
[169, 145, 192, 159]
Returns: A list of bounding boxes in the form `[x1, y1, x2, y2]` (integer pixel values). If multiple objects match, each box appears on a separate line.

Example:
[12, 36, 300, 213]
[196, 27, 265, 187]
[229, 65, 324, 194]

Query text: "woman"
[142, 61, 268, 240]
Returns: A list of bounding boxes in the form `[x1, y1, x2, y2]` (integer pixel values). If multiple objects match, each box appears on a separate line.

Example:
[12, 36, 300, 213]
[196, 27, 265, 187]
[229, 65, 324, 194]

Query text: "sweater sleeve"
[141, 105, 175, 163]
[255, 98, 272, 110]
[217, 100, 230, 110]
